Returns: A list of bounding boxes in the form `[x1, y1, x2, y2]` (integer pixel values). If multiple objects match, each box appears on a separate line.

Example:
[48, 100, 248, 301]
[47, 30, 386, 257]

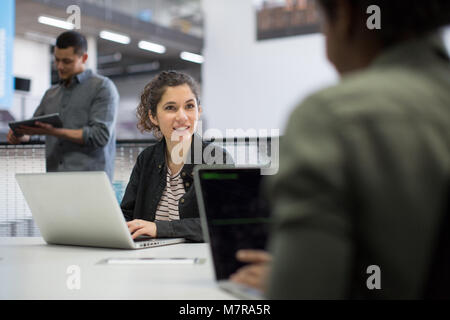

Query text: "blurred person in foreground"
[231, 0, 450, 299]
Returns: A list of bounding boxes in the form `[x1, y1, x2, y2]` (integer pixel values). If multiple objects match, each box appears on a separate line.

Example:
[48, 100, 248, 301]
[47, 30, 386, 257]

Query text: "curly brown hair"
[136, 70, 200, 139]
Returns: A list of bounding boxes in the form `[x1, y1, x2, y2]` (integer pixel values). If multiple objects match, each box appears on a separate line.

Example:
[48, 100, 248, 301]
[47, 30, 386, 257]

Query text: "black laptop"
[194, 165, 271, 299]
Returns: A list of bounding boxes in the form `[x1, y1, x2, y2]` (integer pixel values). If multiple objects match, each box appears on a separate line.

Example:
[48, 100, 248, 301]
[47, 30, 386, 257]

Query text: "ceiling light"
[24, 32, 56, 45]
[138, 41, 166, 54]
[98, 53, 122, 64]
[180, 51, 204, 64]
[126, 62, 160, 73]
[97, 66, 124, 77]
[38, 16, 74, 30]
[99, 30, 130, 44]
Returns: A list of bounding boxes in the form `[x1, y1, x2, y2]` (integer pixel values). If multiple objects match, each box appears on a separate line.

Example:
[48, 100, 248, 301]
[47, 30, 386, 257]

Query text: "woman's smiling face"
[149, 84, 202, 145]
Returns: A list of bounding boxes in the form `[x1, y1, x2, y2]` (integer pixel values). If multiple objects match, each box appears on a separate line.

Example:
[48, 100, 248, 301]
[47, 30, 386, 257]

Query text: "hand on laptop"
[127, 219, 157, 239]
[230, 249, 272, 293]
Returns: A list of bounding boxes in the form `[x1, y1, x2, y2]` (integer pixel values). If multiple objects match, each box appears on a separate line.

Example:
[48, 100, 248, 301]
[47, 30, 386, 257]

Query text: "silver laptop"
[15, 172, 185, 249]
[194, 165, 271, 300]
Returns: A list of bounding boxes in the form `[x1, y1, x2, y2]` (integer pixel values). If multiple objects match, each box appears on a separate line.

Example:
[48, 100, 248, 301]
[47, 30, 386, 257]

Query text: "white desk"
[0, 237, 235, 300]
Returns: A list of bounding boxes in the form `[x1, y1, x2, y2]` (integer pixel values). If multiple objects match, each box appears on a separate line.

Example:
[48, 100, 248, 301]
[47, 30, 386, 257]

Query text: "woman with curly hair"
[121, 70, 230, 242]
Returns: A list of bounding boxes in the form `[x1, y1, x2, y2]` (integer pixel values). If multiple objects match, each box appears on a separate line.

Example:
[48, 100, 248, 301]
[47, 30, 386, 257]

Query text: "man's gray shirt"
[33, 69, 119, 180]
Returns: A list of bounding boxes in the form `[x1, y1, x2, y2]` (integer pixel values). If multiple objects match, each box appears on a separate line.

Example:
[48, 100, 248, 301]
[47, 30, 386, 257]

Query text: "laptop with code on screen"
[194, 165, 272, 299]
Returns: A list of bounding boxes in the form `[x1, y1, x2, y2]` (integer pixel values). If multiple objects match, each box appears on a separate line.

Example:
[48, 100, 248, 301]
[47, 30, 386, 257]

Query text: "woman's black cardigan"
[120, 135, 232, 242]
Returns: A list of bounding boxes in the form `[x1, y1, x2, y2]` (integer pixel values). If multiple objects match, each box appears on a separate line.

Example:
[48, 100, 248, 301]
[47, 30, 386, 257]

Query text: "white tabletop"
[0, 237, 235, 300]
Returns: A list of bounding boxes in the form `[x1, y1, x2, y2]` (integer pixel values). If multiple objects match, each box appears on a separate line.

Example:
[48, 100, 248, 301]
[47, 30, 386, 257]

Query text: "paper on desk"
[101, 257, 206, 265]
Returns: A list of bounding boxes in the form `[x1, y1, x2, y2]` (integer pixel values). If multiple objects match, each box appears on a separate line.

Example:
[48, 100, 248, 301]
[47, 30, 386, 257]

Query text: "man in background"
[7, 31, 119, 180]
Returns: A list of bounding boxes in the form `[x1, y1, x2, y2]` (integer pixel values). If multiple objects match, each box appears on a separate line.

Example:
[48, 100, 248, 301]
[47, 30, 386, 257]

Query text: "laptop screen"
[197, 167, 271, 280]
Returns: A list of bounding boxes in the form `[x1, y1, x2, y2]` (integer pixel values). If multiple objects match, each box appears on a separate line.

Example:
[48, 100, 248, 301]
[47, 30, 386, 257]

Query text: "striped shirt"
[154, 166, 185, 221]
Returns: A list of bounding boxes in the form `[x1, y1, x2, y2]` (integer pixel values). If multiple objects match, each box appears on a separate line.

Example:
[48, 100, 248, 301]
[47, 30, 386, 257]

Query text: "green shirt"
[267, 32, 450, 299]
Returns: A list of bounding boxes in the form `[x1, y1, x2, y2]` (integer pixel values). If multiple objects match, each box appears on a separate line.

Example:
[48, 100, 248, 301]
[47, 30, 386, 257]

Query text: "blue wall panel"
[0, 0, 15, 109]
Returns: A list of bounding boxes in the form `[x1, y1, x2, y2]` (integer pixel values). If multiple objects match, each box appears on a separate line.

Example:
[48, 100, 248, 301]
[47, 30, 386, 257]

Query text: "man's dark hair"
[56, 31, 88, 55]
[318, 0, 450, 47]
